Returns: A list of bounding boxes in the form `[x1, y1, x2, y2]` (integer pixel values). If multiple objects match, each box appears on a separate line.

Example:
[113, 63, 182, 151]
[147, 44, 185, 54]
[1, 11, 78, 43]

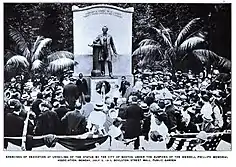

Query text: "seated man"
[34, 102, 62, 135]
[61, 102, 87, 135]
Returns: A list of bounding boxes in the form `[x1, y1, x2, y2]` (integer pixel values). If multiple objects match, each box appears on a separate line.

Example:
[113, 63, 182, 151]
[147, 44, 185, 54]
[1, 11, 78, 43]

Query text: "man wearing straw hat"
[87, 103, 107, 135]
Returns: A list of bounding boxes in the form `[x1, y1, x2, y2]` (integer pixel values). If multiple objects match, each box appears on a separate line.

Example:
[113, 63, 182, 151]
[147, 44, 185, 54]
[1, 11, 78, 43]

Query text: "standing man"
[119, 76, 129, 97]
[123, 96, 144, 150]
[93, 26, 118, 78]
[63, 77, 79, 110]
[76, 73, 88, 104]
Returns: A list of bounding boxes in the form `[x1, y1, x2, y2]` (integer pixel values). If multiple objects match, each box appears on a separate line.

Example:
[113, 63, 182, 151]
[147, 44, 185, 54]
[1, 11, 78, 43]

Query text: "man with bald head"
[93, 26, 118, 78]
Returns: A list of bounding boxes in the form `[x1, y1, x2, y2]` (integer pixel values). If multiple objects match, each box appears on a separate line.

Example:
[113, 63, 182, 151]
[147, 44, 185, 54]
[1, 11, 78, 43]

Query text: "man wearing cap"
[93, 26, 118, 78]
[61, 101, 87, 135]
[123, 96, 144, 149]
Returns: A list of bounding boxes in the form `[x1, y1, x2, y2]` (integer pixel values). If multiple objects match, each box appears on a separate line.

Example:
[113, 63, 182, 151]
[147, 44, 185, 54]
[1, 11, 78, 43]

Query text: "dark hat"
[150, 131, 163, 142]
[201, 94, 210, 102]
[158, 101, 165, 109]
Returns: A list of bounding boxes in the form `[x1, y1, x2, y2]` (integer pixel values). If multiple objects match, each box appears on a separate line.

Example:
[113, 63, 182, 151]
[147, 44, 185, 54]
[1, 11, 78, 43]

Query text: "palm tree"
[133, 18, 231, 74]
[4, 27, 77, 81]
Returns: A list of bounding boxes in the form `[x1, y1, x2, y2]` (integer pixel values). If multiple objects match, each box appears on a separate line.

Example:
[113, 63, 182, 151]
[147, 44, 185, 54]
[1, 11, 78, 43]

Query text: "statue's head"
[102, 26, 108, 33]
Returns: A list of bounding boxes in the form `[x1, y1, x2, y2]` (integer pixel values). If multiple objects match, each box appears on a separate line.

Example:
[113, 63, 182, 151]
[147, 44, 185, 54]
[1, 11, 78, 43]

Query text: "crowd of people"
[4, 66, 231, 150]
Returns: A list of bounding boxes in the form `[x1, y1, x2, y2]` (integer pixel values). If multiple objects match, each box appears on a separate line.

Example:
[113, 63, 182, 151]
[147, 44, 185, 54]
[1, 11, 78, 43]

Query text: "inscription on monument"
[84, 9, 122, 18]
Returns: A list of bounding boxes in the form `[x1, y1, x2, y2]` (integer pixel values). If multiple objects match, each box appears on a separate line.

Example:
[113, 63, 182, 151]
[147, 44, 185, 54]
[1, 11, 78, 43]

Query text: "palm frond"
[159, 23, 172, 46]
[31, 36, 45, 56]
[178, 37, 205, 54]
[31, 38, 52, 62]
[47, 51, 74, 63]
[175, 18, 203, 47]
[9, 27, 30, 58]
[31, 59, 45, 71]
[192, 49, 215, 65]
[5, 55, 29, 71]
[192, 49, 231, 72]
[4, 49, 17, 64]
[138, 39, 158, 47]
[152, 27, 173, 48]
[48, 58, 78, 72]
[132, 45, 164, 68]
[132, 45, 163, 58]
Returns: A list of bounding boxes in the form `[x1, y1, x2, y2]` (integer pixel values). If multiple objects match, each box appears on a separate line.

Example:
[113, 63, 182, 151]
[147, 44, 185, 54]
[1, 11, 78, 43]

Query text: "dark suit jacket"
[61, 110, 87, 135]
[34, 110, 62, 135]
[32, 98, 43, 117]
[4, 112, 34, 137]
[119, 80, 128, 97]
[124, 104, 143, 139]
[76, 78, 88, 95]
[63, 83, 80, 109]
[55, 106, 68, 120]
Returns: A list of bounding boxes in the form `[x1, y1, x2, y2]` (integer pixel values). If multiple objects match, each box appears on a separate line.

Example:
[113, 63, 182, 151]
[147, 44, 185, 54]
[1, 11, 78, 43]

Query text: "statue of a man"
[93, 26, 118, 78]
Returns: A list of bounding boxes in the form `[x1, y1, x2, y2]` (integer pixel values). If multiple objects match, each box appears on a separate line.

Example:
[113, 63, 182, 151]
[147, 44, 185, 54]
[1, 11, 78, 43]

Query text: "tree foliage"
[4, 3, 231, 74]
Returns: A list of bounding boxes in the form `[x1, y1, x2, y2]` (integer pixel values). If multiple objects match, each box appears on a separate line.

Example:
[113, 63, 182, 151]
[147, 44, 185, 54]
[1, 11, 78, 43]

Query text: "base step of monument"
[90, 75, 118, 79]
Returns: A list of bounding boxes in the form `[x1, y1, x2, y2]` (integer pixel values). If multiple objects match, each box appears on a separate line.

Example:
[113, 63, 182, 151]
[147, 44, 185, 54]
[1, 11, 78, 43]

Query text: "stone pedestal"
[89, 44, 103, 77]
[90, 76, 119, 103]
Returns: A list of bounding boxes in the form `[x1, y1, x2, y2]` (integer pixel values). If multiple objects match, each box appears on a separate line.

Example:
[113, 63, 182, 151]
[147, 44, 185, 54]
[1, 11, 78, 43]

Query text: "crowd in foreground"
[4, 67, 231, 150]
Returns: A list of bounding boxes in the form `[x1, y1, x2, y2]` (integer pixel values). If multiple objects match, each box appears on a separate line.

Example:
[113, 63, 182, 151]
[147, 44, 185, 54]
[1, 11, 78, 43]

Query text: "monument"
[72, 4, 134, 102]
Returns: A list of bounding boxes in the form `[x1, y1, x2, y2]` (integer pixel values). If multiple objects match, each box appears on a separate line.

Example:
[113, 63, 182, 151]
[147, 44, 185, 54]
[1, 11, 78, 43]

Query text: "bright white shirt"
[212, 105, 223, 128]
[87, 111, 106, 134]
[140, 114, 169, 150]
[200, 102, 213, 119]
[63, 79, 70, 86]
[133, 80, 143, 92]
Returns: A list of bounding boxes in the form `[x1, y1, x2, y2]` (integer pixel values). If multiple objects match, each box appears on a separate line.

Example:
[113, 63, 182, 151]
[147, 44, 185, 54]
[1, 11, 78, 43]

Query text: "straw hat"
[140, 102, 149, 110]
[21, 93, 30, 100]
[94, 103, 104, 111]
[196, 131, 208, 141]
